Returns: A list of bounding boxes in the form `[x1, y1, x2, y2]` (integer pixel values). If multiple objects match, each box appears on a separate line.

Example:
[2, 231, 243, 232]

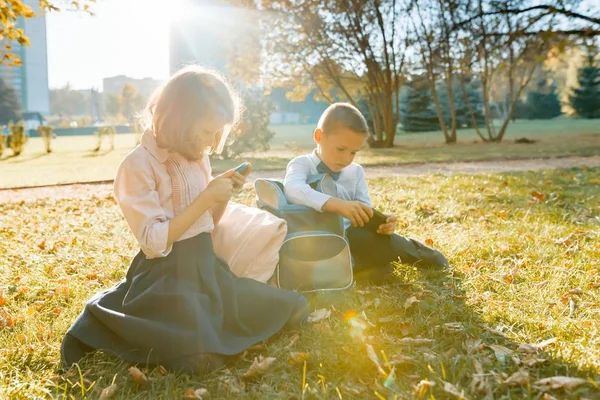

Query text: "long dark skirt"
[61, 233, 308, 373]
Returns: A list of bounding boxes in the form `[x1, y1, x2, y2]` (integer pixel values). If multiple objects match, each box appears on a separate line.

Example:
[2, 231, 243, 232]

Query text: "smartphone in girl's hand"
[234, 162, 249, 175]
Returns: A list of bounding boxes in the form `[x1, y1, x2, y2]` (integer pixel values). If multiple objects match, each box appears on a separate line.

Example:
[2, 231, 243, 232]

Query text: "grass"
[1, 118, 599, 189]
[1, 167, 599, 399]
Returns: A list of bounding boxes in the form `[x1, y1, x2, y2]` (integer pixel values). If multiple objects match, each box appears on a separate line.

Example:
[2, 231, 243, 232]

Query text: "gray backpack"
[255, 174, 353, 292]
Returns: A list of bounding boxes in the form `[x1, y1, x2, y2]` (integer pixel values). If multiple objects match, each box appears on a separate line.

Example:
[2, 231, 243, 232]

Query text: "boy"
[284, 103, 448, 281]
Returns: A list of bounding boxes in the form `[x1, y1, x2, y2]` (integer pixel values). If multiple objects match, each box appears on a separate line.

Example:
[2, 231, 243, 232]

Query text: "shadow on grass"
[51, 268, 599, 400]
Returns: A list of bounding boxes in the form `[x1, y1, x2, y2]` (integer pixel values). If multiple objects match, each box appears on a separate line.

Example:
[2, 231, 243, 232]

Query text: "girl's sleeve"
[114, 153, 173, 258]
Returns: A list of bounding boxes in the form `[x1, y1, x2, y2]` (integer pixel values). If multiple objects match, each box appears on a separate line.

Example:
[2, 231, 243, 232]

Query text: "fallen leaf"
[522, 355, 547, 367]
[38, 239, 46, 250]
[243, 356, 276, 380]
[365, 344, 385, 375]
[397, 337, 434, 346]
[465, 338, 484, 354]
[530, 190, 546, 202]
[502, 273, 515, 284]
[99, 384, 118, 400]
[285, 333, 299, 349]
[128, 367, 147, 385]
[425, 238, 434, 246]
[414, 380, 435, 398]
[568, 288, 583, 296]
[307, 308, 331, 323]
[504, 368, 530, 386]
[533, 376, 588, 391]
[443, 322, 464, 331]
[390, 354, 417, 365]
[541, 394, 558, 400]
[489, 344, 513, 362]
[289, 352, 310, 365]
[184, 388, 208, 400]
[588, 282, 600, 289]
[0, 290, 6, 306]
[404, 296, 420, 310]
[534, 337, 557, 349]
[422, 352, 438, 363]
[442, 381, 471, 400]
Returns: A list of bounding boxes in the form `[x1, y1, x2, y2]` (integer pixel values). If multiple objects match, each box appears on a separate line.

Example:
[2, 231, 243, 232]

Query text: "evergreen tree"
[0, 78, 21, 125]
[569, 55, 600, 119]
[437, 80, 485, 129]
[526, 80, 562, 119]
[400, 80, 439, 132]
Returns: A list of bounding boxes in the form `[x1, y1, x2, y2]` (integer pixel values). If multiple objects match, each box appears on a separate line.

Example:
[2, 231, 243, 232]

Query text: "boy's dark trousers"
[346, 227, 449, 281]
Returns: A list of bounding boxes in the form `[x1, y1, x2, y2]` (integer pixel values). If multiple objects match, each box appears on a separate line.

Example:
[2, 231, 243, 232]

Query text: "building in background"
[0, 0, 50, 115]
[102, 75, 163, 99]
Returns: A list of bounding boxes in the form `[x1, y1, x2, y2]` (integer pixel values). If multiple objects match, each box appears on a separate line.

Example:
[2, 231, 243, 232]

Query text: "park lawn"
[1, 118, 599, 189]
[0, 167, 599, 399]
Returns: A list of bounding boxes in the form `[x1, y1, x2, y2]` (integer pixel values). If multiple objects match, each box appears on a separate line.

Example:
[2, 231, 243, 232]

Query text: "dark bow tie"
[317, 162, 341, 181]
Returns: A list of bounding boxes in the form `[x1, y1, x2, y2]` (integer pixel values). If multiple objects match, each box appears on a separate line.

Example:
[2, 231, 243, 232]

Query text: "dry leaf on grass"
[366, 344, 385, 375]
[243, 356, 276, 380]
[541, 394, 559, 400]
[414, 380, 435, 398]
[184, 388, 208, 399]
[404, 296, 420, 310]
[390, 354, 417, 365]
[442, 381, 471, 400]
[397, 337, 435, 346]
[307, 308, 331, 323]
[504, 368, 530, 386]
[128, 367, 147, 385]
[443, 322, 464, 331]
[488, 344, 513, 362]
[465, 338, 485, 354]
[425, 238, 434, 246]
[530, 190, 546, 202]
[285, 333, 299, 349]
[289, 352, 310, 365]
[518, 337, 556, 354]
[568, 288, 583, 296]
[98, 384, 118, 400]
[533, 376, 588, 391]
[522, 355, 547, 367]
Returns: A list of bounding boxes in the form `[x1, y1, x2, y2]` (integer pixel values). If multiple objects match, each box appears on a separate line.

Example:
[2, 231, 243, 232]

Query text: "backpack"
[254, 174, 353, 292]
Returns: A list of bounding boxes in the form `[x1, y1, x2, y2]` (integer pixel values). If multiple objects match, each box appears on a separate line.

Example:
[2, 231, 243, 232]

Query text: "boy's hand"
[324, 198, 373, 227]
[377, 214, 397, 235]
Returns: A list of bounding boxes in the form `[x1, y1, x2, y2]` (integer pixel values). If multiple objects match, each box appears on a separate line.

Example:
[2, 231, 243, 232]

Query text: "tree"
[1, 1, 96, 66]
[120, 83, 146, 124]
[0, 78, 21, 124]
[255, 0, 408, 147]
[221, 89, 275, 159]
[569, 55, 600, 119]
[400, 79, 439, 132]
[49, 83, 90, 116]
[526, 80, 562, 119]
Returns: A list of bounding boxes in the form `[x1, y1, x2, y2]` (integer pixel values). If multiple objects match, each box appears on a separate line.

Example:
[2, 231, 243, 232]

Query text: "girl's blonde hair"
[139, 65, 240, 158]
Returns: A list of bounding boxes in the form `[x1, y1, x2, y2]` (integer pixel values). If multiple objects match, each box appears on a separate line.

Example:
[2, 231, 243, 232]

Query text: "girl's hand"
[232, 162, 253, 190]
[205, 171, 235, 203]
[377, 214, 397, 235]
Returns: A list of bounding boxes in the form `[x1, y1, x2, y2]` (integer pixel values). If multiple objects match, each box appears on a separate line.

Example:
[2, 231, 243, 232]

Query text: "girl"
[61, 66, 309, 375]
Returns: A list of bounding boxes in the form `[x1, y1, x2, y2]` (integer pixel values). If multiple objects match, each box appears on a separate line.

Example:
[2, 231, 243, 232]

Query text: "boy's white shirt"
[284, 149, 372, 229]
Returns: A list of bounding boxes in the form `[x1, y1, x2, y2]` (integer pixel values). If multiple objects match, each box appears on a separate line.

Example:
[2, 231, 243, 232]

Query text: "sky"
[46, 0, 179, 90]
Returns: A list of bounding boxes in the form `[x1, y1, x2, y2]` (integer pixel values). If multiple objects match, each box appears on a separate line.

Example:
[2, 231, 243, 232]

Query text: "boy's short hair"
[317, 103, 369, 136]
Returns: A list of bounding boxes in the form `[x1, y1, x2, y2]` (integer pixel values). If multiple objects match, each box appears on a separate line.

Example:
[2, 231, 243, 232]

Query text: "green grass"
[1, 167, 599, 399]
[1, 119, 599, 189]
